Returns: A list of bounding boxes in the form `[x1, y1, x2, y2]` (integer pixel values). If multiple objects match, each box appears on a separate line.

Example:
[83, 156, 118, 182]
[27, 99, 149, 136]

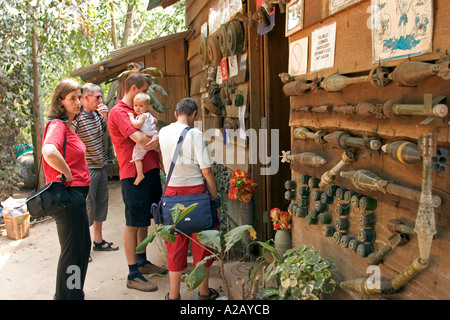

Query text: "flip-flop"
[93, 240, 119, 251]
[198, 288, 219, 300]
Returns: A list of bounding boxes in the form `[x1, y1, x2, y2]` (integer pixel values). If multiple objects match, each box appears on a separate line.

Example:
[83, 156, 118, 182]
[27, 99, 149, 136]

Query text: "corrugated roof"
[70, 30, 192, 84]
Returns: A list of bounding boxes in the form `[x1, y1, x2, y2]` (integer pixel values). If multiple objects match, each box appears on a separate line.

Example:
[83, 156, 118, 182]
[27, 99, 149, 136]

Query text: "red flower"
[270, 208, 292, 231]
[227, 169, 257, 204]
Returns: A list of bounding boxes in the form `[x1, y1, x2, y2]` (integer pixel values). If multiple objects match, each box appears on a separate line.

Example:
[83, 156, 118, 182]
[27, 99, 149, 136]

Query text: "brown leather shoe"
[126, 276, 158, 292]
[139, 263, 168, 275]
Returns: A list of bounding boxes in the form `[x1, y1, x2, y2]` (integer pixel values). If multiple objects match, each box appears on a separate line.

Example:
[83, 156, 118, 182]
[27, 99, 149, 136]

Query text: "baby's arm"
[128, 113, 147, 129]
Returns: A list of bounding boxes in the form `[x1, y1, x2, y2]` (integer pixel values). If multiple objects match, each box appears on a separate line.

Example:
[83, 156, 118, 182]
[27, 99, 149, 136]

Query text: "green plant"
[253, 243, 338, 300]
[137, 202, 256, 299]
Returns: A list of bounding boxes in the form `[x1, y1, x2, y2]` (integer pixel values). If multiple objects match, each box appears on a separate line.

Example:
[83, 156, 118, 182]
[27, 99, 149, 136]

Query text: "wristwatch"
[212, 198, 221, 208]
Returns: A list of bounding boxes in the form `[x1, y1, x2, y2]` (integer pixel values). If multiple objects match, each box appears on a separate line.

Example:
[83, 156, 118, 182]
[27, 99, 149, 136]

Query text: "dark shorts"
[120, 168, 162, 227]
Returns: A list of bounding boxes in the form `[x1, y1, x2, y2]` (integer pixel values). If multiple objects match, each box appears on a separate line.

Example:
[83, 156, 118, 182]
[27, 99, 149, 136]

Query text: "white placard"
[216, 65, 223, 85]
[228, 55, 239, 78]
[310, 22, 337, 72]
[288, 37, 308, 76]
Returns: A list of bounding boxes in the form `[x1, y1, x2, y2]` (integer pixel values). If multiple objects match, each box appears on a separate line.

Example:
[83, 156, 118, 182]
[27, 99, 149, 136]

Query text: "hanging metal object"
[388, 55, 450, 86]
[339, 169, 442, 208]
[324, 130, 381, 156]
[319, 150, 356, 189]
[283, 79, 317, 96]
[366, 232, 409, 266]
[293, 127, 327, 144]
[253, 5, 270, 27]
[198, 37, 211, 65]
[319, 66, 391, 92]
[207, 35, 222, 66]
[382, 94, 448, 124]
[381, 140, 448, 171]
[414, 134, 438, 261]
[281, 150, 327, 168]
[332, 102, 384, 118]
[218, 24, 229, 57]
[227, 19, 245, 56]
[387, 219, 416, 235]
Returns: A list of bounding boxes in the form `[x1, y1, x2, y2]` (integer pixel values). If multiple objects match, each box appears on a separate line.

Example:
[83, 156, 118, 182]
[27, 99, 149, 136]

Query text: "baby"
[128, 92, 160, 185]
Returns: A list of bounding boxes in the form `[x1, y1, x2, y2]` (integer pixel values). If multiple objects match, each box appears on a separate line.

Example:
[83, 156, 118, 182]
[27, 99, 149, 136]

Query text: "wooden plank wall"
[288, 0, 450, 299]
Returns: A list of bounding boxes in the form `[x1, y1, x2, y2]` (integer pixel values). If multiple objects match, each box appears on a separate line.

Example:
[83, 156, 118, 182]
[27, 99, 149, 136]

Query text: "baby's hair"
[134, 92, 151, 106]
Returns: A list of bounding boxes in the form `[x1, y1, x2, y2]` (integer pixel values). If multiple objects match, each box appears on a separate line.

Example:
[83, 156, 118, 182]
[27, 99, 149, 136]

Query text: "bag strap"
[162, 126, 191, 196]
[35, 120, 67, 190]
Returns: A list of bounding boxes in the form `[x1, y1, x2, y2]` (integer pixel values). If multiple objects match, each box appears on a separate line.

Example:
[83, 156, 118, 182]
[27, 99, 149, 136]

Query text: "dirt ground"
[0, 179, 252, 300]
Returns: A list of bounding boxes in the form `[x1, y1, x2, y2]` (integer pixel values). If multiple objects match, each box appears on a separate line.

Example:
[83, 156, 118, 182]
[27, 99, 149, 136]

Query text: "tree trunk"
[32, 2, 45, 188]
[121, 2, 134, 47]
[109, 1, 118, 50]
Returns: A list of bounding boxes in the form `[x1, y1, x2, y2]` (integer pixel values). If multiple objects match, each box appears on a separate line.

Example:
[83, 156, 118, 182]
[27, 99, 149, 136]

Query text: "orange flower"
[270, 208, 292, 231]
[227, 169, 257, 204]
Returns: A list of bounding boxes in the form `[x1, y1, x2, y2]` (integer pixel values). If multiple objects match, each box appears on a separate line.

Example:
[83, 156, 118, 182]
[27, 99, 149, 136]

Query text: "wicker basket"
[3, 212, 30, 240]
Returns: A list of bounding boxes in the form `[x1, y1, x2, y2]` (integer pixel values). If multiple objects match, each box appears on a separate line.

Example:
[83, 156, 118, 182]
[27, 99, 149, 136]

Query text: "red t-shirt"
[43, 120, 91, 187]
[108, 100, 160, 180]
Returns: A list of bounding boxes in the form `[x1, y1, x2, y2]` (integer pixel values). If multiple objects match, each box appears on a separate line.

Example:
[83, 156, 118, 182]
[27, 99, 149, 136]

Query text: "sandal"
[198, 288, 219, 300]
[165, 292, 181, 300]
[93, 240, 119, 251]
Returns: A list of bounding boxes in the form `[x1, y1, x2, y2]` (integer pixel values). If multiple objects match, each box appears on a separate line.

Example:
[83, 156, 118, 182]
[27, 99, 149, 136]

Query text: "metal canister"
[284, 190, 296, 201]
[359, 213, 376, 228]
[308, 177, 321, 189]
[305, 214, 318, 225]
[321, 192, 334, 204]
[285, 180, 297, 191]
[323, 225, 336, 237]
[359, 196, 377, 211]
[333, 231, 345, 243]
[348, 239, 363, 252]
[325, 185, 339, 197]
[298, 196, 309, 207]
[335, 187, 348, 200]
[335, 218, 350, 231]
[358, 229, 376, 242]
[318, 212, 333, 224]
[309, 208, 320, 219]
[314, 201, 328, 212]
[350, 194, 363, 208]
[299, 174, 311, 185]
[343, 190, 357, 203]
[340, 234, 355, 248]
[356, 243, 374, 257]
[294, 206, 308, 218]
[311, 190, 324, 201]
[298, 186, 311, 196]
[335, 203, 350, 216]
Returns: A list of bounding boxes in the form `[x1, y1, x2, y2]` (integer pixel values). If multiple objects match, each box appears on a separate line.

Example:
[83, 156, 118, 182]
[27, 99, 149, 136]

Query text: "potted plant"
[270, 208, 293, 256]
[227, 168, 257, 225]
[253, 244, 338, 300]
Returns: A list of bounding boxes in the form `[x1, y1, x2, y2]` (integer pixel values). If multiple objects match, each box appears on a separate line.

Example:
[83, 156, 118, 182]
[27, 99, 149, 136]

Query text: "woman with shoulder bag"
[159, 97, 221, 300]
[42, 79, 91, 300]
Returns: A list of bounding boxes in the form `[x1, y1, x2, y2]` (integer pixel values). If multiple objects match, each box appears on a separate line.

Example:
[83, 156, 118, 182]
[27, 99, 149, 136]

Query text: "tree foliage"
[0, 0, 186, 199]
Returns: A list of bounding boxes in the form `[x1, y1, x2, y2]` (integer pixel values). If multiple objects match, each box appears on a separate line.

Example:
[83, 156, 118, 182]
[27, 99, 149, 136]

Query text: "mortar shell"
[340, 278, 382, 295]
[390, 257, 428, 290]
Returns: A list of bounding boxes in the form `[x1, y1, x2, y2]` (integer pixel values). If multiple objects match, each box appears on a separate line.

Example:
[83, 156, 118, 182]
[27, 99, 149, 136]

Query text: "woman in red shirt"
[42, 79, 91, 300]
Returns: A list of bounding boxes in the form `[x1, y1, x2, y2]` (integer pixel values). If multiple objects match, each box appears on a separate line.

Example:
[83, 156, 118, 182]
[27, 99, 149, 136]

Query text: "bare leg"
[168, 271, 183, 299]
[134, 160, 145, 185]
